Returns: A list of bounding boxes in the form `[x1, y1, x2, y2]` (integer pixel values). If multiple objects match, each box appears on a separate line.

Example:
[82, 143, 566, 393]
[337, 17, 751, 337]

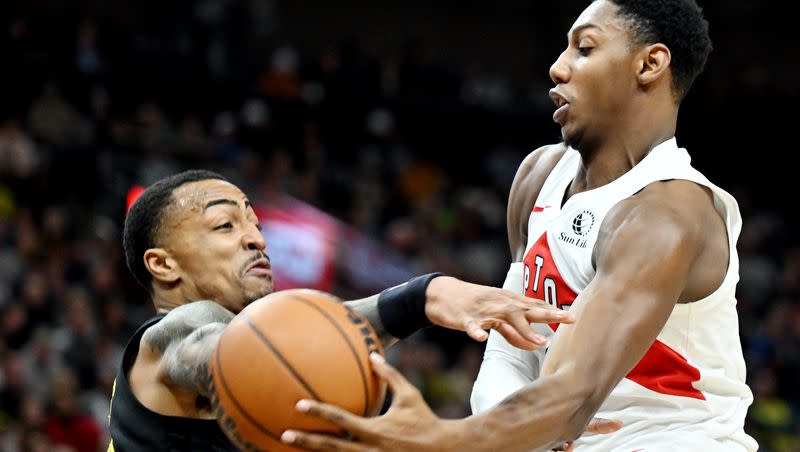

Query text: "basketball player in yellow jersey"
[107, 169, 576, 451]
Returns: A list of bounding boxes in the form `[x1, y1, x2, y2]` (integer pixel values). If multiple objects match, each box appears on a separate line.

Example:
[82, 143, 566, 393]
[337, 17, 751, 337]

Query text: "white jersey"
[471, 138, 757, 451]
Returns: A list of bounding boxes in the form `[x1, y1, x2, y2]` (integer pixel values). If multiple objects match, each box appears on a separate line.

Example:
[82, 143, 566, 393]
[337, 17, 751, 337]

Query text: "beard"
[243, 279, 273, 304]
[238, 251, 272, 306]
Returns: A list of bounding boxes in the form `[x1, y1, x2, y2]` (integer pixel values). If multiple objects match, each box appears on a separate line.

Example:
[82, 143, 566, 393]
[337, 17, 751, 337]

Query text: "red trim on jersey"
[523, 233, 578, 331]
[626, 340, 706, 400]
[532, 205, 552, 212]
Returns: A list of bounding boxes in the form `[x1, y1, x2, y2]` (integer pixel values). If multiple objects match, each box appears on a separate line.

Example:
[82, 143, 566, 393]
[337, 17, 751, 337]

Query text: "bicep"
[540, 205, 701, 408]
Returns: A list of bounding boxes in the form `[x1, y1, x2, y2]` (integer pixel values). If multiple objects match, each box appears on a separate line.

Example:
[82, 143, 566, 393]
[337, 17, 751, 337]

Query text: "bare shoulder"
[596, 180, 727, 301]
[141, 300, 235, 357]
[508, 143, 568, 259]
[608, 180, 716, 232]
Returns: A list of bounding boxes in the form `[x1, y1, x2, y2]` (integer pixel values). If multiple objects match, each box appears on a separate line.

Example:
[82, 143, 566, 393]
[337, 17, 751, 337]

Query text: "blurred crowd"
[1, 1, 798, 451]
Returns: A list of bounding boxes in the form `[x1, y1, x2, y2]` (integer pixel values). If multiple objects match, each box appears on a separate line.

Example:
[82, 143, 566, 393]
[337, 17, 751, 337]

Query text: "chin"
[562, 126, 586, 151]
[245, 283, 274, 304]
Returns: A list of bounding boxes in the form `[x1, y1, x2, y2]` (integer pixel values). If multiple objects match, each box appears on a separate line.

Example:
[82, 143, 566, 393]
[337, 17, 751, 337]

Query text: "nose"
[244, 222, 267, 252]
[549, 50, 570, 85]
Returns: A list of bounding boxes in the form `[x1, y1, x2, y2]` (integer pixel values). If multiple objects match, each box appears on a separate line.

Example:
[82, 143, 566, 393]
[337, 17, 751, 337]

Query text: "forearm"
[344, 295, 399, 348]
[464, 368, 594, 452]
[345, 273, 442, 348]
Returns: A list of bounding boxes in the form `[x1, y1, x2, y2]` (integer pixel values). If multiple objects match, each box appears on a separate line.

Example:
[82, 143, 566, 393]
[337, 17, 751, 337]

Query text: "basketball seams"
[289, 294, 371, 417]
[212, 330, 280, 451]
[239, 313, 323, 402]
[213, 292, 381, 451]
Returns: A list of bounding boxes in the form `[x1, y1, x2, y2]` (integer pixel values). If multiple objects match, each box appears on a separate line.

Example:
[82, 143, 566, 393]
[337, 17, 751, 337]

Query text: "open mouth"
[549, 89, 569, 108]
[245, 259, 272, 277]
[549, 89, 570, 124]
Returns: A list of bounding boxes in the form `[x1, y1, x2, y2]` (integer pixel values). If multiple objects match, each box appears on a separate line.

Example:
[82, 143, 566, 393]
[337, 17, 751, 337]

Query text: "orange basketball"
[209, 289, 387, 452]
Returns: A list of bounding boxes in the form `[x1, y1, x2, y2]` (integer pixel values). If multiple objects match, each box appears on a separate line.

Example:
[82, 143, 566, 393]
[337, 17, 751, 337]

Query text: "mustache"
[241, 251, 270, 274]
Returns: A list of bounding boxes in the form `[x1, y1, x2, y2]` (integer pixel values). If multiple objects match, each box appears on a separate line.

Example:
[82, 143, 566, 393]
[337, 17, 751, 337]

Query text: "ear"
[636, 43, 671, 87]
[143, 248, 181, 284]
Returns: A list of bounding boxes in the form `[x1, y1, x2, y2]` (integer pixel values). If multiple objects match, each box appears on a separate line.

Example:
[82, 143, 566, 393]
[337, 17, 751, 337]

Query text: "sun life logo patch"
[571, 210, 595, 236]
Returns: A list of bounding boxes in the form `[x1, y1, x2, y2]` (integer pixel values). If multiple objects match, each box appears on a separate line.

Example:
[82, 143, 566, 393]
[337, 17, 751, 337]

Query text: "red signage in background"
[256, 195, 416, 296]
[255, 196, 338, 292]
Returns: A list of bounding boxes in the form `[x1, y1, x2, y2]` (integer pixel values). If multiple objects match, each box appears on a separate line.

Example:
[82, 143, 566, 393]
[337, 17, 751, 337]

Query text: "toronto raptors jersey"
[471, 138, 757, 451]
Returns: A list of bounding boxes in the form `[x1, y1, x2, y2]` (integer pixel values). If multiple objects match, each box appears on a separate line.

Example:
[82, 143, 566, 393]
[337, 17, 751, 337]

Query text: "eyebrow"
[203, 198, 253, 211]
[568, 23, 602, 40]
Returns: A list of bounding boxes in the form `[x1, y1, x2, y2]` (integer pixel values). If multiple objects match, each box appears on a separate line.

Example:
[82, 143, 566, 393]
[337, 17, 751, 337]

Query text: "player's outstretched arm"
[344, 145, 572, 352]
[283, 197, 705, 451]
[283, 354, 620, 452]
[345, 276, 573, 350]
[141, 300, 235, 397]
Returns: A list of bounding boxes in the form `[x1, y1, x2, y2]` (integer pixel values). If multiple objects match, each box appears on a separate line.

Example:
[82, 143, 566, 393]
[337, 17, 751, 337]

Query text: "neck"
[569, 102, 678, 197]
[152, 285, 196, 313]
[153, 298, 181, 314]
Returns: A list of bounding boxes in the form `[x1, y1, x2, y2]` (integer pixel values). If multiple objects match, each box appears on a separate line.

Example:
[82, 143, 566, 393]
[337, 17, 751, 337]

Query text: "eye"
[214, 222, 233, 231]
[577, 47, 593, 56]
[255, 222, 263, 232]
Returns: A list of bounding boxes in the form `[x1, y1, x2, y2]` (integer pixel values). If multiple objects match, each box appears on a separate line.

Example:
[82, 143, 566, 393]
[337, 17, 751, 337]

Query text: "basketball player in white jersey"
[281, 0, 757, 451]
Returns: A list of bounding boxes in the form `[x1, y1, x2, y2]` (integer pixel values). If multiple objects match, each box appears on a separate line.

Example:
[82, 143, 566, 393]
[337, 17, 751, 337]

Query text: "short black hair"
[123, 170, 227, 292]
[605, 0, 712, 101]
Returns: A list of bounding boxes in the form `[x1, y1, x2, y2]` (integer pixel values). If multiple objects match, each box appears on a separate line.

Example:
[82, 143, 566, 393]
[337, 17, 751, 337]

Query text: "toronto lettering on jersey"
[558, 231, 588, 248]
[523, 234, 578, 320]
